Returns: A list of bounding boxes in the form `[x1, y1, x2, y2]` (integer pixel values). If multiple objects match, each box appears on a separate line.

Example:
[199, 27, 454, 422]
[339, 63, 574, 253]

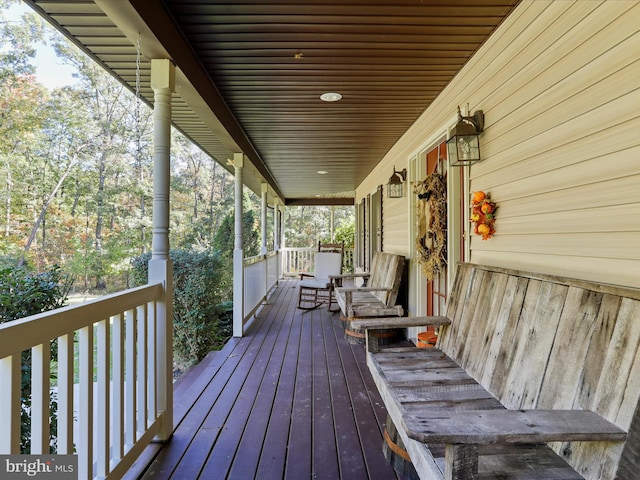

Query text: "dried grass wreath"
[413, 173, 447, 279]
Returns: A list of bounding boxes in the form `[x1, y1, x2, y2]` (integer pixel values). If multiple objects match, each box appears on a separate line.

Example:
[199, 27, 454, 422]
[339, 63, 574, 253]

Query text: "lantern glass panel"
[448, 134, 481, 166]
[388, 182, 403, 198]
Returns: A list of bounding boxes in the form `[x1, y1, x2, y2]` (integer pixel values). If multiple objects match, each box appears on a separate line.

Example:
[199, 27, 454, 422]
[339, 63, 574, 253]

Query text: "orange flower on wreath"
[471, 191, 497, 240]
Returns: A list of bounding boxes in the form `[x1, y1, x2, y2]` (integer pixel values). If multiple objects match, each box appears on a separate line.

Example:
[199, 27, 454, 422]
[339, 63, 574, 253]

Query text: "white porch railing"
[281, 247, 315, 275]
[0, 247, 353, 477]
[0, 283, 166, 479]
[243, 250, 281, 328]
[281, 247, 354, 276]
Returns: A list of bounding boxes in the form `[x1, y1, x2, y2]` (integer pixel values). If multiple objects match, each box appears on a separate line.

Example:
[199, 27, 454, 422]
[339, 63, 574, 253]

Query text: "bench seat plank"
[374, 347, 626, 445]
[404, 409, 627, 445]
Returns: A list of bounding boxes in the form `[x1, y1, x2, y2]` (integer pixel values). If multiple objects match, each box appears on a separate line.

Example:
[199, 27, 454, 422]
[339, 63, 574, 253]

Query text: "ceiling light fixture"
[320, 92, 342, 102]
[317, 170, 328, 175]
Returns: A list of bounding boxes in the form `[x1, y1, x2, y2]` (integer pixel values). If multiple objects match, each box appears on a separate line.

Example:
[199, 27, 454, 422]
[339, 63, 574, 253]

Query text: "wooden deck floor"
[132, 278, 402, 480]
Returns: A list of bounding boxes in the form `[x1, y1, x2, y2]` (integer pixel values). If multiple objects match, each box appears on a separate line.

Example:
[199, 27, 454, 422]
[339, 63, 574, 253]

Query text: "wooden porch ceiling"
[126, 278, 402, 480]
[26, 1, 519, 204]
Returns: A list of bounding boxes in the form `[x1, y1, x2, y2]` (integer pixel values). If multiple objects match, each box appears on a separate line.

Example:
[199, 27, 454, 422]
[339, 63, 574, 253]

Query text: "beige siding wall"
[356, 0, 640, 289]
[381, 195, 409, 255]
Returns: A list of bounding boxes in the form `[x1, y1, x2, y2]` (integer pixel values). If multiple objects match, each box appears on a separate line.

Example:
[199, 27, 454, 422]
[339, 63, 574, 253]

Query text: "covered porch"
[127, 278, 401, 480]
[3, 1, 638, 479]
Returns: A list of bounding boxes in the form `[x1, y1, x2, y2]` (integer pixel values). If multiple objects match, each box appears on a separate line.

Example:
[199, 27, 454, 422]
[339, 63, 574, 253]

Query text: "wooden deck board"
[143, 298, 276, 478]
[323, 307, 368, 479]
[226, 284, 299, 479]
[335, 318, 397, 478]
[312, 307, 341, 480]
[197, 283, 293, 478]
[256, 287, 304, 480]
[136, 278, 398, 480]
[284, 311, 313, 480]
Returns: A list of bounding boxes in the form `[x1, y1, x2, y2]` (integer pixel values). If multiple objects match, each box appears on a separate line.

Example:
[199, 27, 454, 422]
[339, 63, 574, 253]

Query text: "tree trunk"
[71, 178, 80, 217]
[4, 170, 11, 236]
[94, 151, 107, 290]
[18, 148, 84, 267]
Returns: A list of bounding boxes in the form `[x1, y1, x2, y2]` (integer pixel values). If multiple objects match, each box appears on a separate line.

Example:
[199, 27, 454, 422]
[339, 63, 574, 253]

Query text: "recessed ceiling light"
[317, 170, 328, 175]
[320, 92, 342, 102]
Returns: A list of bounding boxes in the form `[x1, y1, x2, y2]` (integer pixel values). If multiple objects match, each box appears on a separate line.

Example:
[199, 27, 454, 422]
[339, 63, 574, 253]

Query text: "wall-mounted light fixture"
[387, 167, 407, 198]
[447, 107, 484, 166]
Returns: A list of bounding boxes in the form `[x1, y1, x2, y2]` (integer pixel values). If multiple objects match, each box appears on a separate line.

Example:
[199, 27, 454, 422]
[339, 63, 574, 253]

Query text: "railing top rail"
[0, 282, 163, 357]
[244, 250, 279, 266]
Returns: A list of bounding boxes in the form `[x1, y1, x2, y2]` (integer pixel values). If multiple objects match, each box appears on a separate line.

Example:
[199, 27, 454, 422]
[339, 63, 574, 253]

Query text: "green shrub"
[334, 222, 355, 248]
[0, 264, 72, 323]
[0, 264, 73, 453]
[131, 249, 233, 371]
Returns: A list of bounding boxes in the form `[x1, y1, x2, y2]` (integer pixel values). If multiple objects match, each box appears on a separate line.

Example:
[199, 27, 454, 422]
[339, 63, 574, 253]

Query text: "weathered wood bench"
[332, 251, 405, 318]
[352, 263, 640, 480]
[332, 251, 405, 344]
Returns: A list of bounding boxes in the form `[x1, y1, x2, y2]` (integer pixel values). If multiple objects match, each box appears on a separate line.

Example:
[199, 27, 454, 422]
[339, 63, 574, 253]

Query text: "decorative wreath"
[471, 191, 497, 240]
[413, 174, 447, 279]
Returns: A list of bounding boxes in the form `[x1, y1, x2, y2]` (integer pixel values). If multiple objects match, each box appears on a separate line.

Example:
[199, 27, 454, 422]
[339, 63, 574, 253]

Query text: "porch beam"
[286, 197, 354, 206]
[149, 58, 175, 441]
[233, 153, 245, 337]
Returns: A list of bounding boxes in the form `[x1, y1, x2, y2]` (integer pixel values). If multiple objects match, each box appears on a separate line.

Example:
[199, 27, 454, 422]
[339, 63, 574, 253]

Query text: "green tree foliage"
[131, 250, 232, 371]
[0, 265, 72, 323]
[211, 201, 261, 288]
[0, 0, 44, 80]
[170, 134, 235, 249]
[0, 6, 242, 292]
[47, 41, 153, 289]
[334, 222, 355, 248]
[284, 205, 355, 247]
[0, 2, 48, 258]
[213, 208, 261, 258]
[0, 264, 72, 453]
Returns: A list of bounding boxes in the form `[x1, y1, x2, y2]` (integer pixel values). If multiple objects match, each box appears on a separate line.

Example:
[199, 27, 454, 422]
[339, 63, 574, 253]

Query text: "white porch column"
[330, 206, 335, 242]
[260, 183, 268, 255]
[148, 58, 175, 441]
[273, 199, 280, 251]
[233, 153, 245, 337]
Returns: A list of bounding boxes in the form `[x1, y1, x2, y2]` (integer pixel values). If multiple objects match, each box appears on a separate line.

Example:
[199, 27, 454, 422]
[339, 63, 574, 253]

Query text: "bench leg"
[365, 330, 380, 353]
[445, 444, 478, 480]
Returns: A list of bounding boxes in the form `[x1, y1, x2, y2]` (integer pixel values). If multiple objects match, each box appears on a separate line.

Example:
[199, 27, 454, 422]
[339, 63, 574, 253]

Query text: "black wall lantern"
[387, 167, 407, 198]
[447, 107, 485, 166]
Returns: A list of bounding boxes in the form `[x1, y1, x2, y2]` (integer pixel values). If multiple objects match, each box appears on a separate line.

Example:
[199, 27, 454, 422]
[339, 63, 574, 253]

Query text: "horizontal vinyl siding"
[357, 161, 412, 257]
[468, 0, 640, 288]
[382, 194, 410, 255]
[358, 0, 640, 291]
